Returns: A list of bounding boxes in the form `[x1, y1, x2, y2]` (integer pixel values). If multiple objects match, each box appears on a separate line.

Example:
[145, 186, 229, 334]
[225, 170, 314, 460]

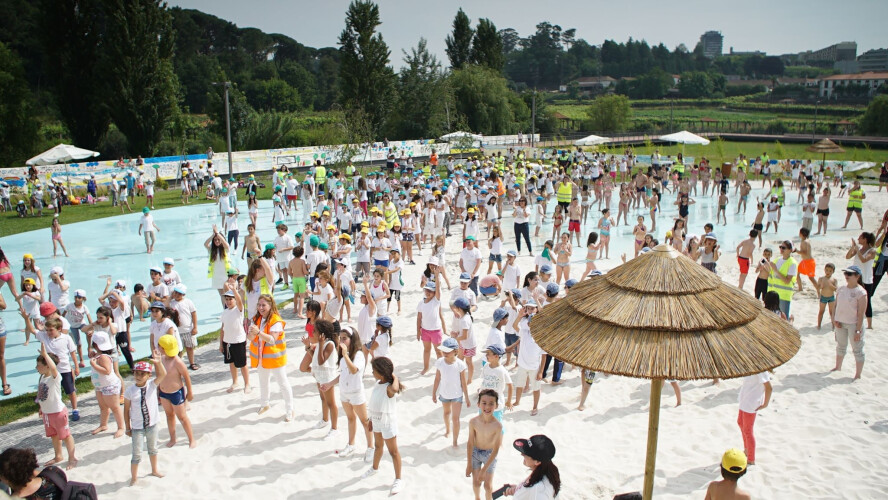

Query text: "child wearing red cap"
[124, 351, 167, 486]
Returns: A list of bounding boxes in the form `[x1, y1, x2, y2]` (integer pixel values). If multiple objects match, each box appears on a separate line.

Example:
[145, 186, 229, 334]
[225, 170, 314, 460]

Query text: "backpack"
[38, 466, 98, 500]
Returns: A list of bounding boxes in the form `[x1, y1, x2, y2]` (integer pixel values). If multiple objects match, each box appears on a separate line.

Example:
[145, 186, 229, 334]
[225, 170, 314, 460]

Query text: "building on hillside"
[858, 49, 888, 72]
[802, 41, 857, 63]
[728, 47, 766, 57]
[819, 72, 888, 98]
[698, 31, 723, 59]
[576, 76, 616, 90]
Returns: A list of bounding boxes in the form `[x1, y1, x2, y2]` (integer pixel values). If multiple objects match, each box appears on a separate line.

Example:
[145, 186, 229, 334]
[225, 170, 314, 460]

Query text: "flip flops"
[2, 384, 11, 396]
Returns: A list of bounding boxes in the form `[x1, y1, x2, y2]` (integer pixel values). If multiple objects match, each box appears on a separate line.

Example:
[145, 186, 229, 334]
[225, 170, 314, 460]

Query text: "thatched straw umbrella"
[806, 138, 845, 172]
[530, 244, 800, 499]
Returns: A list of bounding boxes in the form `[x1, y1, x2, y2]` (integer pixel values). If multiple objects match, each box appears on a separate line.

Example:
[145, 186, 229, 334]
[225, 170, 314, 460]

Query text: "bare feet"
[44, 457, 62, 467]
[530, 408, 539, 416]
[577, 405, 585, 411]
[227, 384, 239, 393]
[130, 478, 138, 486]
[66, 458, 78, 470]
[830, 367, 840, 372]
[189, 440, 197, 449]
[244, 385, 252, 394]
[150, 471, 164, 479]
[114, 429, 125, 438]
[420, 368, 430, 375]
[166, 439, 176, 448]
[91, 426, 108, 435]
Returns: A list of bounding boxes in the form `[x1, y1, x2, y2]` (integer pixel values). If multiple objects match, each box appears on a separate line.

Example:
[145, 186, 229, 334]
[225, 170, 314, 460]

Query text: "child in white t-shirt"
[432, 338, 470, 449]
[124, 354, 167, 486]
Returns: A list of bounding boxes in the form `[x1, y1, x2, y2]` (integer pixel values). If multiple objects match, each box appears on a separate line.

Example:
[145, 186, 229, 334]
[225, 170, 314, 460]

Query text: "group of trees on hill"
[1, 0, 881, 167]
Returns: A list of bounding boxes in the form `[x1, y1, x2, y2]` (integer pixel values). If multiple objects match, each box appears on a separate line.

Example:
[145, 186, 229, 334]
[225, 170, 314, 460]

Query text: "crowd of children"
[2, 147, 885, 499]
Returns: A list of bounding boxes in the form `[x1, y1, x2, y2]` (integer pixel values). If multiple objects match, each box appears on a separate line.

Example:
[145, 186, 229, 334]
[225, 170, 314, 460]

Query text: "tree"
[338, 0, 396, 138]
[243, 79, 302, 112]
[677, 71, 714, 98]
[470, 18, 503, 71]
[0, 42, 38, 166]
[499, 28, 520, 55]
[587, 94, 631, 132]
[391, 38, 449, 139]
[759, 56, 785, 76]
[445, 8, 473, 69]
[40, 0, 110, 149]
[449, 65, 517, 135]
[103, 0, 179, 155]
[860, 95, 888, 136]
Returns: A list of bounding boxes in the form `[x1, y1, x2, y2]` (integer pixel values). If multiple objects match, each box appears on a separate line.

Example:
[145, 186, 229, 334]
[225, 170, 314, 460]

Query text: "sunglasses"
[843, 271, 858, 277]
[778, 246, 787, 250]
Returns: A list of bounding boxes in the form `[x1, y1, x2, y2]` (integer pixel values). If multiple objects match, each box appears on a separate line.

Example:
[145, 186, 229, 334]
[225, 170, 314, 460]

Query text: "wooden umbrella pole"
[643, 379, 663, 500]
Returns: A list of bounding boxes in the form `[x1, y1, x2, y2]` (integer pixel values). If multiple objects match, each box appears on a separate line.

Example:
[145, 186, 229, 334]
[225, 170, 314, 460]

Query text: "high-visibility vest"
[249, 313, 287, 369]
[767, 257, 797, 301]
[384, 202, 399, 229]
[206, 252, 232, 279]
[848, 189, 863, 209]
[315, 166, 326, 185]
[346, 165, 355, 178]
[496, 179, 506, 196]
[556, 182, 572, 203]
[515, 168, 526, 185]
[771, 186, 785, 206]
[673, 161, 685, 174]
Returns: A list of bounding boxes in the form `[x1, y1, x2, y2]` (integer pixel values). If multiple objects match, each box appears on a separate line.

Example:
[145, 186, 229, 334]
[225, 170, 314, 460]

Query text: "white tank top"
[312, 339, 339, 384]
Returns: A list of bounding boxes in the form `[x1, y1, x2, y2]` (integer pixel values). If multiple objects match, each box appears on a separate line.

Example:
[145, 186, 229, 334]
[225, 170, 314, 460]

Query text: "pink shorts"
[421, 328, 443, 345]
[461, 347, 477, 357]
[43, 410, 71, 439]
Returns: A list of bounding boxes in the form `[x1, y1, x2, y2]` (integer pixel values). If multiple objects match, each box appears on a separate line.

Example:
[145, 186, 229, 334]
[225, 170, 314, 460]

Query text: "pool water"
[0, 201, 295, 398]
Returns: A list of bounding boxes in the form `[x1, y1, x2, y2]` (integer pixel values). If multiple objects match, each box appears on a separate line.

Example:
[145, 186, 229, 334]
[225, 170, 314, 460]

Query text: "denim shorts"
[439, 395, 463, 404]
[472, 447, 498, 473]
[489, 253, 502, 263]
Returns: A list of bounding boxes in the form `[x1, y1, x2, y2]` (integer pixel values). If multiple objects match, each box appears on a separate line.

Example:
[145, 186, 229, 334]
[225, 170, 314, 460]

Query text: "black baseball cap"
[513, 434, 556, 462]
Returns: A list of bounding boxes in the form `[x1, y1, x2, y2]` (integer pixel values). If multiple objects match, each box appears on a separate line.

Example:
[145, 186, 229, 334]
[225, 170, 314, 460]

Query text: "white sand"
[14, 184, 888, 499]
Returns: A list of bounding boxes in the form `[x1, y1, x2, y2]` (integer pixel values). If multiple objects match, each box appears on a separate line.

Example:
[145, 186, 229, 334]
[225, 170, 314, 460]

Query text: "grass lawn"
[550, 103, 862, 123]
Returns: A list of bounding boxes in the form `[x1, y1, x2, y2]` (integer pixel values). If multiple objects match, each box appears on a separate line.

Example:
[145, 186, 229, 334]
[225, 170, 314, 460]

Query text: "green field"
[549, 103, 861, 124]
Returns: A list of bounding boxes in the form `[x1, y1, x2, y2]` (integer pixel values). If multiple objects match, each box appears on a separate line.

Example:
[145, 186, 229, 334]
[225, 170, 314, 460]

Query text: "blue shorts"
[505, 333, 518, 347]
[159, 387, 186, 406]
[480, 285, 497, 295]
[374, 259, 389, 268]
[489, 253, 502, 263]
[439, 395, 463, 404]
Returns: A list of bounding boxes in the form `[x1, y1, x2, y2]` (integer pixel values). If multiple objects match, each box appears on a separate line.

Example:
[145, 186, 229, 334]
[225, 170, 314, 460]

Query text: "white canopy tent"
[574, 134, 610, 146]
[438, 131, 482, 142]
[27, 144, 100, 190]
[658, 131, 710, 145]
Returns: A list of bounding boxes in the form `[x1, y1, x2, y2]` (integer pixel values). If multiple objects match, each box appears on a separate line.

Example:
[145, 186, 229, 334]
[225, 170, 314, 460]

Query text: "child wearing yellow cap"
[157, 334, 196, 448]
[705, 448, 750, 500]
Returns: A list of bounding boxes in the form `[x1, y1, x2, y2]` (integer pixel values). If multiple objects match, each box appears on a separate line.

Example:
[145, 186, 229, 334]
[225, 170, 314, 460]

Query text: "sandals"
[189, 363, 201, 371]
[2, 384, 11, 396]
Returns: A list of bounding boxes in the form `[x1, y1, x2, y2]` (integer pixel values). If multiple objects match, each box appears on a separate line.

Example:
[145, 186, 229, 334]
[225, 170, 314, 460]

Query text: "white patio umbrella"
[659, 130, 710, 145]
[574, 134, 610, 146]
[27, 144, 100, 190]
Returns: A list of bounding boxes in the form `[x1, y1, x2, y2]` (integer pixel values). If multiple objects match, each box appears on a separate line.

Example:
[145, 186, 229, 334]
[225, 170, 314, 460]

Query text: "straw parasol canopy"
[806, 138, 845, 155]
[806, 138, 845, 170]
[530, 244, 800, 498]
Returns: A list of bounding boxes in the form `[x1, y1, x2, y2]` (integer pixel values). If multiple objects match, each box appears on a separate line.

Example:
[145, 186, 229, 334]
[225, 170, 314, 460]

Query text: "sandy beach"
[4, 182, 888, 499]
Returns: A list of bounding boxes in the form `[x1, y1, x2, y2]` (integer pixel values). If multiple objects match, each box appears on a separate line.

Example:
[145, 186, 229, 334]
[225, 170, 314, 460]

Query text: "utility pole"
[812, 100, 820, 144]
[531, 89, 536, 148]
[212, 81, 234, 176]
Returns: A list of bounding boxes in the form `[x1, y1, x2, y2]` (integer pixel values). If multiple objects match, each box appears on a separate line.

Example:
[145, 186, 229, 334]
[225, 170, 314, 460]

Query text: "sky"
[169, 0, 888, 69]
